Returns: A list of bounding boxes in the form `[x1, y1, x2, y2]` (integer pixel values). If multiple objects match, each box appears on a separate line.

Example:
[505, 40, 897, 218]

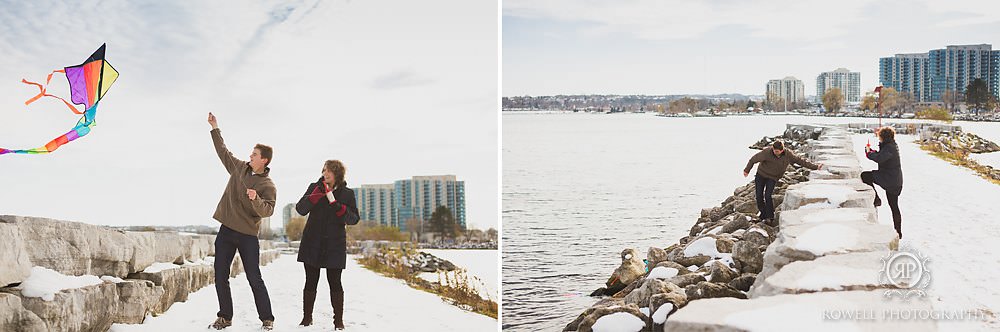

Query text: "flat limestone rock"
[780, 179, 875, 211]
[0, 293, 45, 332]
[0, 223, 32, 287]
[665, 290, 936, 331]
[751, 251, 897, 297]
[754, 220, 896, 283]
[777, 207, 877, 228]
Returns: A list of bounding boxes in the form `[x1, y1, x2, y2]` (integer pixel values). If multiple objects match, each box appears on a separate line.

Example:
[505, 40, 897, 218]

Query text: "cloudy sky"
[503, 0, 1000, 96]
[0, 0, 497, 230]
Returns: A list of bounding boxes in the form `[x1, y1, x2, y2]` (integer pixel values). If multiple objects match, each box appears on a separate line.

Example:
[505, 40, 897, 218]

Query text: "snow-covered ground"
[109, 254, 497, 331]
[853, 134, 1000, 329]
[418, 249, 498, 301]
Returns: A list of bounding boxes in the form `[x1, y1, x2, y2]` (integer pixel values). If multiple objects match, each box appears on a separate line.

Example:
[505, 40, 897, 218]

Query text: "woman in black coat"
[862, 127, 903, 239]
[295, 159, 359, 329]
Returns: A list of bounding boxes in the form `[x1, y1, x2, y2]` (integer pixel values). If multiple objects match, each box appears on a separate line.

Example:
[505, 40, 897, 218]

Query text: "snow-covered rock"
[752, 251, 898, 297]
[591, 311, 645, 332]
[755, 220, 896, 283]
[780, 179, 876, 211]
[777, 207, 877, 228]
[665, 290, 936, 331]
[10, 281, 120, 332]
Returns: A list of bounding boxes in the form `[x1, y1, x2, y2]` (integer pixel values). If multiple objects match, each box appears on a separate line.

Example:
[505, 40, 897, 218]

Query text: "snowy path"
[853, 134, 1000, 329]
[110, 254, 497, 331]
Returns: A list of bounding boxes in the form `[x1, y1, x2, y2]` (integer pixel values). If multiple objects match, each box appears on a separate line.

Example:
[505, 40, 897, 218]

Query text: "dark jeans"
[861, 171, 903, 238]
[754, 174, 777, 220]
[215, 225, 274, 321]
[304, 264, 344, 293]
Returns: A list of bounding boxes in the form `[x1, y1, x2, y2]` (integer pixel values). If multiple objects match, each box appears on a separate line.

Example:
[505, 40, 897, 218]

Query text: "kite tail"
[22, 69, 82, 115]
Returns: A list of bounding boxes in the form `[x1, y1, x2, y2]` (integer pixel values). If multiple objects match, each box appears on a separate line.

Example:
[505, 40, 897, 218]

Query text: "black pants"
[215, 225, 274, 321]
[754, 174, 777, 220]
[861, 171, 903, 238]
[304, 264, 344, 293]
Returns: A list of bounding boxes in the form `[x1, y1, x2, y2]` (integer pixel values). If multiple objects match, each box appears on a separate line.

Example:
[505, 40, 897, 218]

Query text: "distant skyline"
[0, 0, 498, 231]
[503, 0, 1000, 97]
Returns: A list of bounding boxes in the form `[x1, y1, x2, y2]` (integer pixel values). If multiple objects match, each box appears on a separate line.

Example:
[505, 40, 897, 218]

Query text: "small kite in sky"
[1, 43, 119, 155]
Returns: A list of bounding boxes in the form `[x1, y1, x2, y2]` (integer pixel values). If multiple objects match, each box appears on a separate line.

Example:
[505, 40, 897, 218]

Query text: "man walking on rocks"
[206, 112, 277, 330]
[743, 140, 822, 224]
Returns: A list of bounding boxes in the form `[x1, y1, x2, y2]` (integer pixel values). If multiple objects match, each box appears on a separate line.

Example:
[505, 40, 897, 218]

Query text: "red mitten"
[307, 183, 324, 204]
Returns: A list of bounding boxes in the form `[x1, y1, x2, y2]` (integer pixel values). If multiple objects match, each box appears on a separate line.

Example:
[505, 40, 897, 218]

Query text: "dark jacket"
[866, 140, 903, 189]
[744, 147, 820, 181]
[210, 128, 276, 237]
[296, 177, 360, 269]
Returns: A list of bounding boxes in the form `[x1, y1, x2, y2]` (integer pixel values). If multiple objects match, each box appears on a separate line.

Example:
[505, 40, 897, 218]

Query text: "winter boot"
[332, 289, 345, 330]
[299, 290, 317, 326]
[209, 317, 231, 330]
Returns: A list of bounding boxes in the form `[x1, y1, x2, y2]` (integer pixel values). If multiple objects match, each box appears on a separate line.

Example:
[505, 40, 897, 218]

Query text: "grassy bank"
[919, 140, 1000, 186]
[357, 247, 498, 319]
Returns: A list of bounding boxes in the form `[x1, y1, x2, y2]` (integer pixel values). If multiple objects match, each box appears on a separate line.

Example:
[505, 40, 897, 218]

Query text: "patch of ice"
[101, 276, 124, 283]
[639, 307, 650, 317]
[652, 303, 674, 324]
[705, 226, 722, 235]
[724, 303, 861, 332]
[683, 237, 719, 257]
[592, 312, 645, 332]
[143, 262, 181, 273]
[646, 267, 679, 279]
[792, 224, 859, 255]
[17, 267, 102, 301]
[686, 265, 699, 272]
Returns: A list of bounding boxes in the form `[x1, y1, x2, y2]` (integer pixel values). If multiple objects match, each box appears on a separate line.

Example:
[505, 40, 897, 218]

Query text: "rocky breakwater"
[0, 215, 279, 332]
[563, 126, 820, 332]
[664, 125, 936, 331]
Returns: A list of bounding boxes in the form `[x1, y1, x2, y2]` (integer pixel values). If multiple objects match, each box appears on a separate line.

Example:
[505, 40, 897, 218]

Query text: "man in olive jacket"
[743, 140, 823, 223]
[206, 112, 276, 331]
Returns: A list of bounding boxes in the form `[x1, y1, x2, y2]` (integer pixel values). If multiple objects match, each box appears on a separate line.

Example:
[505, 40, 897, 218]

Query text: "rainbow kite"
[0, 44, 119, 155]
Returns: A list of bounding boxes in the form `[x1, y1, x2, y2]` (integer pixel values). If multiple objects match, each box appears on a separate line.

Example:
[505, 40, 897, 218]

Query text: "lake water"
[500, 112, 1000, 331]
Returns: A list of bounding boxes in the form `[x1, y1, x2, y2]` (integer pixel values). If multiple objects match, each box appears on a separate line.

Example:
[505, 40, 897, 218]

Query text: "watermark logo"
[879, 246, 931, 300]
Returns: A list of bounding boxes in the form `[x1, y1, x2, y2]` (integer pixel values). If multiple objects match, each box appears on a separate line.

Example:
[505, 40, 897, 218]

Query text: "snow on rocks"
[755, 217, 896, 283]
[0, 215, 280, 331]
[569, 125, 913, 330]
[591, 312, 646, 332]
[780, 179, 876, 210]
[777, 207, 877, 227]
[651, 303, 674, 324]
[4, 266, 162, 332]
[752, 251, 897, 297]
[646, 266, 679, 280]
[16, 267, 103, 302]
[665, 290, 936, 331]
